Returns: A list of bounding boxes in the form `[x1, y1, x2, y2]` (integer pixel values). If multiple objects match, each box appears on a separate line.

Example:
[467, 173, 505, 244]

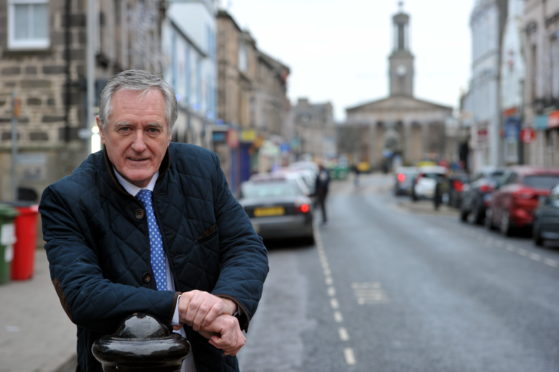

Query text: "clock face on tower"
[396, 64, 407, 76]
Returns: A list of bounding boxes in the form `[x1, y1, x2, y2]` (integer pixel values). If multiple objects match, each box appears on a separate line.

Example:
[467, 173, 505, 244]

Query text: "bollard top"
[92, 313, 190, 370]
[115, 313, 170, 339]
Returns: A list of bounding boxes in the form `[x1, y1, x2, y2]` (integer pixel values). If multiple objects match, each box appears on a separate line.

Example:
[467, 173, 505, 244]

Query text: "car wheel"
[499, 212, 512, 237]
[473, 206, 484, 225]
[533, 224, 544, 247]
[459, 208, 469, 223]
[306, 234, 315, 245]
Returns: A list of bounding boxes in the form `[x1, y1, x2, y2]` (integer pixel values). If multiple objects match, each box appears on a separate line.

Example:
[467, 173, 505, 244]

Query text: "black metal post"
[92, 313, 190, 372]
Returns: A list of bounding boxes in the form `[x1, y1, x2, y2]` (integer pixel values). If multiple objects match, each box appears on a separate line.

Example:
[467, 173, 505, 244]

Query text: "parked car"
[485, 166, 559, 236]
[459, 167, 505, 224]
[533, 184, 559, 246]
[393, 166, 419, 196]
[411, 165, 447, 201]
[447, 171, 470, 208]
[238, 174, 315, 242]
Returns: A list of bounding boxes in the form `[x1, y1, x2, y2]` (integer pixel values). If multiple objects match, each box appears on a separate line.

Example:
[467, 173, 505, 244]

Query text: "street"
[238, 173, 559, 372]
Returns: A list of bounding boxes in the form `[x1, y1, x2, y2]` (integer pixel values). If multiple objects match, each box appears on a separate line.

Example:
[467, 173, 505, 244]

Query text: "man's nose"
[131, 129, 147, 151]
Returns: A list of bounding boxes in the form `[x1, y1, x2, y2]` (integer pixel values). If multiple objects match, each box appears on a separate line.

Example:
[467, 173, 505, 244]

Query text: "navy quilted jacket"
[39, 143, 269, 372]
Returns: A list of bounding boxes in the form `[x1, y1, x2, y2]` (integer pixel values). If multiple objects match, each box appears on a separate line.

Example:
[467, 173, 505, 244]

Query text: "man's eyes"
[146, 127, 161, 134]
[116, 126, 132, 133]
[115, 126, 162, 135]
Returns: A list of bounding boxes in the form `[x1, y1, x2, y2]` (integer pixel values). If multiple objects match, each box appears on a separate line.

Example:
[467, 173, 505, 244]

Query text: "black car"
[533, 184, 559, 246]
[238, 174, 315, 242]
[459, 168, 505, 224]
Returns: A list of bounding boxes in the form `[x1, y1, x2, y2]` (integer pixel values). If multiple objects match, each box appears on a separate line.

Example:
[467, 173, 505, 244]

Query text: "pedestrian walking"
[39, 70, 269, 372]
[314, 163, 331, 224]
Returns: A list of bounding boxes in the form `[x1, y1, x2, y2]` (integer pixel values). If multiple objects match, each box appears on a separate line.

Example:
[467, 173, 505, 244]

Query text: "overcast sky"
[226, 0, 475, 120]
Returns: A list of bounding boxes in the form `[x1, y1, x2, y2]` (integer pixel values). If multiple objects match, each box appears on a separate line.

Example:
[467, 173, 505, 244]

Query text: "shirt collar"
[113, 169, 159, 197]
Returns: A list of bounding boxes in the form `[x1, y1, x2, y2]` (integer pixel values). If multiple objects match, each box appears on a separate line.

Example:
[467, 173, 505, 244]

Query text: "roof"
[346, 95, 453, 114]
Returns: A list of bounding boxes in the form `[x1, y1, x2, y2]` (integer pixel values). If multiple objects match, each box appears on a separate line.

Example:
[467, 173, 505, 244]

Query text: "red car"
[485, 166, 559, 236]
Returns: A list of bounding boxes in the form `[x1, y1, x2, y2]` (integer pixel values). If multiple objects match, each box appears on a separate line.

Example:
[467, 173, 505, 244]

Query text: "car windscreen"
[241, 181, 303, 198]
[523, 175, 559, 189]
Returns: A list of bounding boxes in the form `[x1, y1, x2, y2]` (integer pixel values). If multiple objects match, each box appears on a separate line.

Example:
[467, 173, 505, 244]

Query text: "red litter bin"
[10, 204, 39, 280]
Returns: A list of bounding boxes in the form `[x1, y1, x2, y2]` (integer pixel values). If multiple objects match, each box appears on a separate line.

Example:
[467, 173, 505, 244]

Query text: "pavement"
[0, 248, 76, 372]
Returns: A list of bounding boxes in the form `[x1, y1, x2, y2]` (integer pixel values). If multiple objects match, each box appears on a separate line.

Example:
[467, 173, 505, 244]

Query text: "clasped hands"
[175, 290, 246, 356]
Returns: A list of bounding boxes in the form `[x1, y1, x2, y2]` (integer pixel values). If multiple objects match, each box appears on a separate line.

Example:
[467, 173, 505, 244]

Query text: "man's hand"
[178, 290, 237, 332]
[202, 314, 246, 356]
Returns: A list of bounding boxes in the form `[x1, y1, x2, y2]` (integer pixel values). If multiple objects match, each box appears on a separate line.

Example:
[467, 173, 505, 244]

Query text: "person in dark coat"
[314, 163, 331, 224]
[39, 70, 269, 372]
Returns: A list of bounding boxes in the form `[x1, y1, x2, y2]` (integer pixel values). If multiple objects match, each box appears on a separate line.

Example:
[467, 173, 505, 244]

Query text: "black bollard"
[92, 313, 190, 372]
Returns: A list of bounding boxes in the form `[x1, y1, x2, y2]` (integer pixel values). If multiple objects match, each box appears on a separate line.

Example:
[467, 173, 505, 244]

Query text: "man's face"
[97, 89, 171, 188]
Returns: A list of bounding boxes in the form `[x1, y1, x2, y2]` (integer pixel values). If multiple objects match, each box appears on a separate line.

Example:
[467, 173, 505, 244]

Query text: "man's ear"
[96, 116, 105, 144]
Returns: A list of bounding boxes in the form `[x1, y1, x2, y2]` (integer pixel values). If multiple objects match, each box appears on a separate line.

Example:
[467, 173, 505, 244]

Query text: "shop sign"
[549, 111, 559, 128]
[520, 127, 536, 143]
[212, 130, 227, 144]
[240, 129, 256, 142]
[504, 117, 520, 139]
[534, 115, 548, 130]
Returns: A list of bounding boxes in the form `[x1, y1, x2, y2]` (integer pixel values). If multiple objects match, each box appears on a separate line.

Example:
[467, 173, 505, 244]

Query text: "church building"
[344, 3, 453, 169]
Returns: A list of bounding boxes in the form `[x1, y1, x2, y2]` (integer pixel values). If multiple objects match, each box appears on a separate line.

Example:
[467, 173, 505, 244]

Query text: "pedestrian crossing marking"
[352, 282, 389, 304]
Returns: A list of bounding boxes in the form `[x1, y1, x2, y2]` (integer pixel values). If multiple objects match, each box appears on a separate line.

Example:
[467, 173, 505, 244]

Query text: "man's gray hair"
[98, 70, 177, 129]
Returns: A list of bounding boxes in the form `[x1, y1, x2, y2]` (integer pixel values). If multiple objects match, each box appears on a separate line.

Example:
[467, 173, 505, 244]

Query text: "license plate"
[254, 206, 285, 217]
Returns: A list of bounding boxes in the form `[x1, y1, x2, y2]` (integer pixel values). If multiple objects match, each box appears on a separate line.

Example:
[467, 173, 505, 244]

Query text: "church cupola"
[389, 1, 415, 97]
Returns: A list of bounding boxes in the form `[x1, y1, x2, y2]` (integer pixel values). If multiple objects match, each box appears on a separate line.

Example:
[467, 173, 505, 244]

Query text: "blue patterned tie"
[136, 189, 167, 291]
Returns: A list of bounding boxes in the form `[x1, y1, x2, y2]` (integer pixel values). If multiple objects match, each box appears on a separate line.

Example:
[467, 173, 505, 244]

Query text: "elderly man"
[39, 70, 268, 372]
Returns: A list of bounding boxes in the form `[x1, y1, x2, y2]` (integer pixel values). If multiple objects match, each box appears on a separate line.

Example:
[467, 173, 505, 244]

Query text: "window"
[8, 0, 49, 49]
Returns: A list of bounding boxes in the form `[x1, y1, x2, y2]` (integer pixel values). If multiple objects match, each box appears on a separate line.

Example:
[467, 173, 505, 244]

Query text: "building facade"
[523, 0, 559, 167]
[162, 0, 218, 148]
[289, 98, 336, 162]
[499, 0, 525, 166]
[465, 0, 508, 172]
[343, 5, 453, 170]
[216, 10, 290, 190]
[0, 0, 166, 201]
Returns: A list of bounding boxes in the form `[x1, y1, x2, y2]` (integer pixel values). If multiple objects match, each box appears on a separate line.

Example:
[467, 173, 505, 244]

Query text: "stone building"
[523, 0, 559, 167]
[216, 10, 290, 190]
[343, 5, 453, 170]
[289, 98, 336, 162]
[463, 0, 508, 172]
[0, 0, 166, 201]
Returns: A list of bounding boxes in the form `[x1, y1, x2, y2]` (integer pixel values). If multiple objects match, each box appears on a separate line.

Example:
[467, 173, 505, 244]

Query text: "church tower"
[389, 1, 414, 97]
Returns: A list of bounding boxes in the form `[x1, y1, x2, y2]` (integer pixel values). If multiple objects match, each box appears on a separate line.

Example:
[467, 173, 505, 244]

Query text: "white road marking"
[330, 298, 339, 309]
[517, 249, 528, 256]
[544, 258, 558, 268]
[529, 253, 541, 261]
[334, 311, 343, 323]
[344, 348, 356, 365]
[339, 327, 349, 341]
[315, 223, 358, 367]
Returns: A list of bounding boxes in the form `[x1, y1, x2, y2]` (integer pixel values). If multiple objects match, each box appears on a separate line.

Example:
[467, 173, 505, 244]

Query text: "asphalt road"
[238, 173, 559, 372]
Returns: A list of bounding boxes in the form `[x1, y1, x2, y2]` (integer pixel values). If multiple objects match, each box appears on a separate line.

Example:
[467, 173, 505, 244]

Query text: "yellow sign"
[241, 129, 256, 142]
